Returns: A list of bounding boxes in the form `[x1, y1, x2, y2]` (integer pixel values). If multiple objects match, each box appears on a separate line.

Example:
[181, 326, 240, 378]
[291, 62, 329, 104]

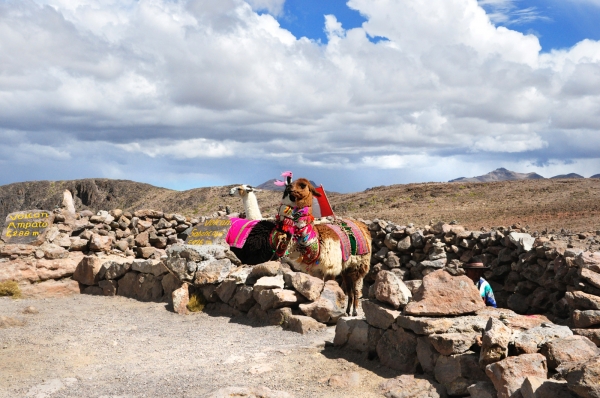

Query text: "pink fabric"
[325, 223, 352, 262]
[344, 219, 370, 255]
[226, 218, 260, 248]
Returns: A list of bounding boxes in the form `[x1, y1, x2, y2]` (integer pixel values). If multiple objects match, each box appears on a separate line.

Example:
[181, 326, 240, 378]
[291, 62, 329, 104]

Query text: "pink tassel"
[273, 180, 286, 186]
[280, 171, 293, 178]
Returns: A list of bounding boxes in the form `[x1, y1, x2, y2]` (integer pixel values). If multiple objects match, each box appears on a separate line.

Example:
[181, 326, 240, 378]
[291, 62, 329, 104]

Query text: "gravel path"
[0, 296, 396, 397]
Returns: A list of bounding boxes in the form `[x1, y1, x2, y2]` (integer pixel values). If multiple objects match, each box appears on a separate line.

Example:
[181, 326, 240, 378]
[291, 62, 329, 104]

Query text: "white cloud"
[246, 0, 286, 17]
[0, 0, 599, 192]
[117, 139, 236, 159]
[477, 0, 546, 25]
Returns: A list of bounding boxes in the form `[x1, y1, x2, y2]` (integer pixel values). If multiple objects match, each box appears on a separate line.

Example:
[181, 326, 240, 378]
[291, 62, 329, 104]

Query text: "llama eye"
[299, 183, 306, 189]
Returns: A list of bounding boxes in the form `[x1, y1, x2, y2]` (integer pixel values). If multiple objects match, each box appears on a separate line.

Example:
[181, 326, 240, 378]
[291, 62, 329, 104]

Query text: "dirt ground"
[0, 295, 398, 398]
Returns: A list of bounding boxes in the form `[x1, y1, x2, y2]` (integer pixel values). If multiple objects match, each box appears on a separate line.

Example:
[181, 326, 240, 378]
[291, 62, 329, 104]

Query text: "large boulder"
[404, 270, 485, 316]
[513, 323, 573, 354]
[373, 270, 412, 309]
[229, 286, 256, 312]
[485, 353, 548, 398]
[89, 233, 113, 252]
[284, 315, 326, 334]
[575, 251, 600, 273]
[172, 283, 190, 315]
[428, 333, 479, 356]
[542, 336, 600, 370]
[117, 272, 163, 301]
[565, 291, 600, 311]
[508, 232, 535, 252]
[558, 355, 600, 398]
[290, 272, 324, 301]
[215, 279, 238, 304]
[573, 310, 600, 328]
[467, 382, 498, 398]
[434, 352, 487, 396]
[573, 329, 600, 347]
[397, 314, 488, 335]
[298, 280, 345, 324]
[480, 317, 512, 367]
[73, 256, 103, 286]
[131, 259, 168, 276]
[362, 300, 401, 330]
[101, 260, 132, 280]
[376, 327, 419, 373]
[417, 337, 439, 374]
[19, 278, 80, 299]
[521, 377, 575, 398]
[255, 288, 304, 310]
[334, 317, 369, 352]
[194, 259, 236, 285]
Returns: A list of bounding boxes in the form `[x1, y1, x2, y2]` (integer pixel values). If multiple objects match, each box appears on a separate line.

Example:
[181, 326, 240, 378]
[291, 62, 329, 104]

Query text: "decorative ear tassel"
[281, 171, 293, 178]
[273, 180, 286, 186]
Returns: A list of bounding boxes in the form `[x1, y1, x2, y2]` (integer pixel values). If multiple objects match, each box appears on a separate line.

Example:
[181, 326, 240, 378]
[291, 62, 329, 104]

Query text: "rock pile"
[368, 219, 600, 327]
[163, 245, 350, 334]
[336, 269, 600, 398]
[0, 208, 199, 297]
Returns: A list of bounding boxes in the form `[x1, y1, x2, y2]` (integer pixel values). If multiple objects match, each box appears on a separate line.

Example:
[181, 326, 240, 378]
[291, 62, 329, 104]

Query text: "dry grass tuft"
[186, 291, 206, 312]
[0, 281, 21, 299]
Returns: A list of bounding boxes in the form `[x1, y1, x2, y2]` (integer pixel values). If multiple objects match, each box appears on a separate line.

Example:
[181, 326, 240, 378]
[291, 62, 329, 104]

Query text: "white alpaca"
[228, 184, 263, 220]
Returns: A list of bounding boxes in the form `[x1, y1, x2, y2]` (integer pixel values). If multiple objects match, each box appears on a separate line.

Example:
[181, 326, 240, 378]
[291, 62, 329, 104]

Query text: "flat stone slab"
[428, 333, 479, 356]
[362, 300, 401, 330]
[404, 270, 485, 316]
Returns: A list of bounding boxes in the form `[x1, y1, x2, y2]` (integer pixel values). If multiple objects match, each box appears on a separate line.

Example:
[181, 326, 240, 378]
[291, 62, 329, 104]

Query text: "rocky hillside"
[2, 177, 600, 232]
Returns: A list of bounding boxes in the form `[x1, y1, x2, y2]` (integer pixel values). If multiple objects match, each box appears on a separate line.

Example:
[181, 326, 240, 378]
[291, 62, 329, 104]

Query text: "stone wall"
[367, 219, 600, 323]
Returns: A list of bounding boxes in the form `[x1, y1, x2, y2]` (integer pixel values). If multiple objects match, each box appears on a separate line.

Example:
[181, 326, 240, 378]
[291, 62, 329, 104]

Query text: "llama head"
[277, 172, 295, 208]
[229, 184, 260, 198]
[289, 178, 321, 208]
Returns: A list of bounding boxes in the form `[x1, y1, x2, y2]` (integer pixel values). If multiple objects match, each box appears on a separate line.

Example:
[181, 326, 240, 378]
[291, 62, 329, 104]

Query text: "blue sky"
[1, 0, 600, 193]
[275, 0, 600, 51]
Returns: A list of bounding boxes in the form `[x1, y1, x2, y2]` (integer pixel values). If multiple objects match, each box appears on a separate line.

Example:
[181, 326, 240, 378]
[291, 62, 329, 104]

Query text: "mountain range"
[450, 168, 599, 183]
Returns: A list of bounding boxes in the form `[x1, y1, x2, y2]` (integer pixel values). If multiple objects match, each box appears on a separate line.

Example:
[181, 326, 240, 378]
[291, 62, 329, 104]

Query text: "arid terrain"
[2, 177, 600, 232]
[0, 295, 393, 398]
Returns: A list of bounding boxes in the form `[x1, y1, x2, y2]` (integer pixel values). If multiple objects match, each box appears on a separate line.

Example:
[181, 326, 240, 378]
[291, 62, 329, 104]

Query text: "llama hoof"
[352, 310, 358, 317]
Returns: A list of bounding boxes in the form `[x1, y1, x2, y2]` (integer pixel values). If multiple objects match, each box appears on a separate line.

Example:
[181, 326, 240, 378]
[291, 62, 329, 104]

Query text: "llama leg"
[352, 278, 360, 317]
[343, 272, 354, 316]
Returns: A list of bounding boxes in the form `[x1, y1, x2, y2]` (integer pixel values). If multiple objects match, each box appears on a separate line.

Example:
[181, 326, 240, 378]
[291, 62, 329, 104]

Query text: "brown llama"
[281, 178, 372, 316]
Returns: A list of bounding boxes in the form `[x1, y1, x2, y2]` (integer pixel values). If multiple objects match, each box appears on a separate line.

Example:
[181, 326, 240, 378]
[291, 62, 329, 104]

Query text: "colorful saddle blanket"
[324, 219, 370, 262]
[225, 218, 260, 249]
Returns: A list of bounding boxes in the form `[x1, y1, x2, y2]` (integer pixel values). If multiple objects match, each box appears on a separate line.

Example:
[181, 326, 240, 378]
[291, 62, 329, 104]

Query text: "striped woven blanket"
[226, 218, 259, 249]
[325, 219, 370, 262]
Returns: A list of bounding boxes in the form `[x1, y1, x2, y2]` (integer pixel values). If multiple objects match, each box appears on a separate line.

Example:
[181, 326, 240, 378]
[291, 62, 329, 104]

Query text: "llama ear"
[286, 175, 292, 185]
[253, 188, 263, 192]
[310, 185, 322, 197]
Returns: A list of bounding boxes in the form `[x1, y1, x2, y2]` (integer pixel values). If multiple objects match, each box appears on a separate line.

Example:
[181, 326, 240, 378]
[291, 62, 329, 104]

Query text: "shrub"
[186, 290, 206, 312]
[0, 281, 22, 299]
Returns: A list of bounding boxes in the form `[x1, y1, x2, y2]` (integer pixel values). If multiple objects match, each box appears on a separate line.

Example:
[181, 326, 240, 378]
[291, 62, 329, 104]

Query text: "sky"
[1, 0, 600, 193]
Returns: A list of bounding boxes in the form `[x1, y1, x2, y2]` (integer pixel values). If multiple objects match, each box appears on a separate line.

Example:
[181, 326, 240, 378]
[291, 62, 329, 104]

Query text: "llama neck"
[242, 192, 262, 220]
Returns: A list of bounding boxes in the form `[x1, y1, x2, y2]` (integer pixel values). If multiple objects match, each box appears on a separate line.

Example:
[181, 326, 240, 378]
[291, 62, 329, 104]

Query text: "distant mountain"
[550, 173, 584, 179]
[591, 174, 600, 179]
[449, 168, 545, 183]
[256, 179, 318, 191]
